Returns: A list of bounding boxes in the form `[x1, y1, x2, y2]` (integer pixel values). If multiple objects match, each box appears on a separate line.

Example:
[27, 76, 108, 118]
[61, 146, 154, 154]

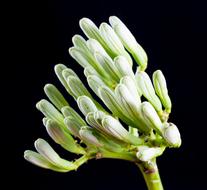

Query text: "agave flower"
[24, 16, 181, 190]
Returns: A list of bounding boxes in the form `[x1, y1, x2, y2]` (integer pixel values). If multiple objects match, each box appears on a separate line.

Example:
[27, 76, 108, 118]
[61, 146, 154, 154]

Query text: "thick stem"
[136, 159, 164, 190]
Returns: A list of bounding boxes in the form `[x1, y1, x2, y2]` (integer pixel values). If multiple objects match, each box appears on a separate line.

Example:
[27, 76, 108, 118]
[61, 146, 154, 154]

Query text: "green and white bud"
[62, 68, 78, 80]
[79, 126, 103, 147]
[99, 22, 132, 65]
[140, 101, 163, 134]
[98, 86, 124, 117]
[85, 111, 106, 134]
[79, 18, 108, 51]
[153, 70, 172, 113]
[64, 116, 82, 138]
[77, 96, 98, 116]
[42, 117, 49, 126]
[87, 75, 106, 97]
[45, 119, 85, 154]
[115, 84, 139, 116]
[114, 56, 134, 78]
[34, 138, 75, 170]
[54, 64, 72, 94]
[36, 99, 64, 125]
[24, 150, 69, 172]
[136, 71, 162, 112]
[102, 115, 143, 145]
[109, 16, 147, 70]
[61, 106, 86, 126]
[69, 47, 92, 68]
[115, 84, 150, 133]
[136, 146, 165, 162]
[84, 66, 99, 77]
[120, 76, 141, 103]
[162, 123, 181, 147]
[66, 76, 91, 99]
[44, 84, 69, 110]
[87, 38, 110, 59]
[72, 35, 91, 54]
[94, 52, 120, 82]
[102, 115, 129, 140]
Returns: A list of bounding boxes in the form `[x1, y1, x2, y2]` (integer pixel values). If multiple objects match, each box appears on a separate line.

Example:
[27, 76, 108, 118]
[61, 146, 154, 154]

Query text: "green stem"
[100, 150, 137, 162]
[136, 159, 164, 190]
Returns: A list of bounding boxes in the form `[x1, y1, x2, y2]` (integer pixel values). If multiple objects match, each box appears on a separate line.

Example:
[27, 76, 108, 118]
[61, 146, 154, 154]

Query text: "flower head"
[24, 16, 181, 172]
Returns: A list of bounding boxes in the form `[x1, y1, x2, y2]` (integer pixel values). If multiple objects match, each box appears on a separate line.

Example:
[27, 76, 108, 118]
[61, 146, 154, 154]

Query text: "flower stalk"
[24, 16, 181, 190]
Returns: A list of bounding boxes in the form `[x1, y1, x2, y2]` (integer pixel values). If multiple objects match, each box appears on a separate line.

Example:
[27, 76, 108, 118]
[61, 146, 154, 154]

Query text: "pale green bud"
[98, 86, 125, 118]
[72, 35, 90, 54]
[94, 52, 120, 82]
[102, 115, 143, 145]
[24, 150, 69, 172]
[79, 126, 103, 147]
[153, 70, 172, 113]
[79, 18, 109, 52]
[42, 117, 49, 126]
[162, 123, 181, 147]
[86, 38, 110, 59]
[136, 71, 162, 112]
[109, 16, 147, 70]
[45, 119, 85, 154]
[136, 146, 165, 161]
[64, 116, 82, 138]
[61, 106, 86, 126]
[98, 86, 145, 131]
[115, 84, 150, 133]
[54, 64, 72, 94]
[99, 22, 132, 65]
[36, 99, 64, 125]
[114, 56, 134, 78]
[34, 138, 75, 170]
[140, 101, 163, 134]
[87, 75, 106, 97]
[69, 47, 92, 68]
[77, 96, 98, 116]
[120, 76, 141, 103]
[102, 115, 129, 140]
[66, 76, 91, 99]
[44, 84, 69, 110]
[86, 111, 106, 134]
[84, 66, 99, 77]
[62, 68, 78, 80]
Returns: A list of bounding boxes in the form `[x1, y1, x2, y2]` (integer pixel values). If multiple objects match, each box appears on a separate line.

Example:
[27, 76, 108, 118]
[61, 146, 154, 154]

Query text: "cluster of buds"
[24, 16, 181, 172]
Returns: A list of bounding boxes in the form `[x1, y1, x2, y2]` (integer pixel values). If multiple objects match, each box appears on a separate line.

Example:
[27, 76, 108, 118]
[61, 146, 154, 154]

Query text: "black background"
[5, 0, 207, 189]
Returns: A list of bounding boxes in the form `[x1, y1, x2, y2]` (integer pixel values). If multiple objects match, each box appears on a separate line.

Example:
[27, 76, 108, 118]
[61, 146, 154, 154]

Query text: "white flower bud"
[64, 116, 82, 138]
[120, 76, 141, 103]
[66, 76, 91, 99]
[109, 16, 147, 70]
[94, 52, 120, 82]
[44, 84, 69, 110]
[136, 146, 164, 161]
[77, 96, 98, 116]
[36, 99, 64, 125]
[140, 101, 163, 134]
[114, 56, 134, 78]
[34, 139, 75, 170]
[162, 123, 181, 147]
[102, 115, 129, 140]
[61, 106, 86, 126]
[79, 126, 103, 147]
[136, 71, 162, 112]
[153, 70, 172, 113]
[99, 23, 132, 65]
[24, 150, 68, 172]
[45, 119, 85, 154]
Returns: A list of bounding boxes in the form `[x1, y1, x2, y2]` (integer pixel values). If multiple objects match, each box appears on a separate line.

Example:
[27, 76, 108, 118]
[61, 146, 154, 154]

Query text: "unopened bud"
[162, 123, 181, 147]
